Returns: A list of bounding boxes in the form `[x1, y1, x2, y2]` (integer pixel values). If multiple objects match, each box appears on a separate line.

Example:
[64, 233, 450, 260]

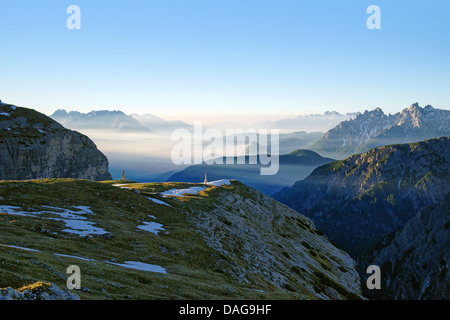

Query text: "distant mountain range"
[131, 114, 192, 132]
[51, 109, 150, 132]
[246, 131, 324, 155]
[167, 149, 334, 195]
[51, 109, 193, 134]
[255, 111, 359, 132]
[310, 104, 450, 159]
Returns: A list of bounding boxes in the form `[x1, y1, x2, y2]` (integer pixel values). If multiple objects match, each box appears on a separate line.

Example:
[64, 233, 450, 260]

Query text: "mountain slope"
[359, 195, 449, 300]
[51, 109, 150, 133]
[310, 104, 450, 159]
[0, 102, 112, 181]
[274, 137, 450, 257]
[167, 149, 334, 195]
[0, 179, 362, 300]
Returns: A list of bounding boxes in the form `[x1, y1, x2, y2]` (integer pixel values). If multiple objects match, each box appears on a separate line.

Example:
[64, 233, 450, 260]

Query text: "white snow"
[108, 261, 167, 274]
[160, 186, 206, 197]
[112, 183, 133, 190]
[54, 253, 96, 262]
[137, 221, 165, 235]
[112, 184, 130, 187]
[206, 179, 231, 187]
[0, 205, 108, 237]
[147, 197, 171, 207]
[0, 112, 11, 116]
[0, 244, 167, 274]
[0, 244, 41, 252]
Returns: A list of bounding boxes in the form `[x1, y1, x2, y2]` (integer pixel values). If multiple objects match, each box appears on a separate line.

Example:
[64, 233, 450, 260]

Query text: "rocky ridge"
[274, 137, 449, 257]
[310, 103, 450, 159]
[0, 102, 112, 180]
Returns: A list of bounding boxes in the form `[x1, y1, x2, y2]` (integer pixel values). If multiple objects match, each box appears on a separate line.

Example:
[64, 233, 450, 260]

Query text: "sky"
[1, 0, 449, 121]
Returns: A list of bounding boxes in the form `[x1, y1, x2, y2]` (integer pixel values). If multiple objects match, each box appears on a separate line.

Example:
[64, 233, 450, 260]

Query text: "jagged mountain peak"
[408, 102, 420, 110]
[310, 103, 450, 159]
[50, 109, 150, 133]
[356, 107, 386, 119]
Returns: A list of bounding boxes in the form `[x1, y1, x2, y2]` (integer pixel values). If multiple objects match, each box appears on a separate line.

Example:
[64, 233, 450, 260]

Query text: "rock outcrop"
[0, 282, 80, 300]
[0, 102, 112, 181]
[185, 181, 362, 299]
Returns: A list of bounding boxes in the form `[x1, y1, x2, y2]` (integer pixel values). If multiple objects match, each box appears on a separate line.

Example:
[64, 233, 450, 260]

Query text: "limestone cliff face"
[360, 196, 449, 300]
[0, 102, 112, 181]
[274, 137, 449, 257]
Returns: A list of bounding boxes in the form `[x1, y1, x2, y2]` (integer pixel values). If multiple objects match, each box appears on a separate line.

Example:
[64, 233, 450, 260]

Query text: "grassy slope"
[0, 179, 268, 299]
[0, 179, 360, 300]
[0, 179, 294, 299]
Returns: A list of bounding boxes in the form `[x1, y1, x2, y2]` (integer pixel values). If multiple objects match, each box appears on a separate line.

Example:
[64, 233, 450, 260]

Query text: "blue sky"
[1, 0, 449, 120]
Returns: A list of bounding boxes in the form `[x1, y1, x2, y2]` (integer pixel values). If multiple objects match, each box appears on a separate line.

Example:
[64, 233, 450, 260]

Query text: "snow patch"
[54, 253, 96, 262]
[0, 244, 41, 252]
[206, 179, 231, 187]
[137, 221, 165, 235]
[112, 183, 129, 187]
[108, 261, 167, 274]
[0, 205, 107, 237]
[0, 243, 167, 275]
[160, 186, 206, 197]
[147, 197, 171, 207]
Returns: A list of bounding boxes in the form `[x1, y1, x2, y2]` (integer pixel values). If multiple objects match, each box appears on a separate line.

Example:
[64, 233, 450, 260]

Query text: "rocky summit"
[310, 103, 450, 159]
[0, 102, 112, 181]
